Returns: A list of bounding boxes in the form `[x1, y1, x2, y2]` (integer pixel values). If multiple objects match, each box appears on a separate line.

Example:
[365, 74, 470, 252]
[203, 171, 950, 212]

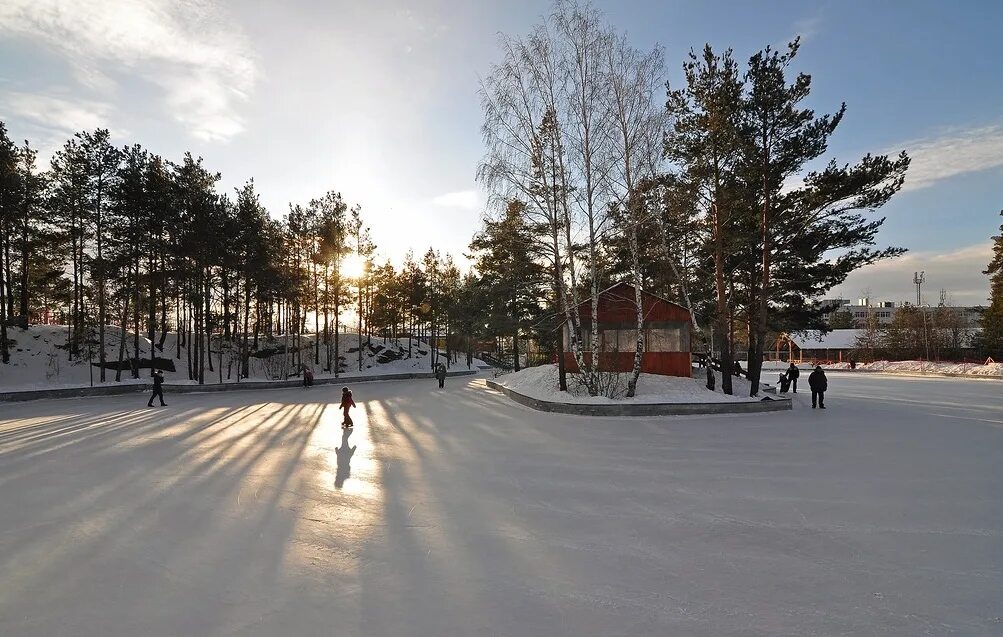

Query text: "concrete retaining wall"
[0, 369, 478, 403]
[485, 379, 791, 416]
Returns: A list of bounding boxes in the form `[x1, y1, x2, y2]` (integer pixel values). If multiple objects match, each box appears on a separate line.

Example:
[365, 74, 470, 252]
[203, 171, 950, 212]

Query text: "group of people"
[780, 362, 828, 409]
[703, 360, 830, 409]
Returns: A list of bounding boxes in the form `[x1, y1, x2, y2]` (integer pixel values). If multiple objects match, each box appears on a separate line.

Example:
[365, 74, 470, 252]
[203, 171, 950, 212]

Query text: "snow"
[1, 372, 1001, 636]
[0, 325, 485, 392]
[822, 359, 1003, 377]
[495, 364, 764, 403]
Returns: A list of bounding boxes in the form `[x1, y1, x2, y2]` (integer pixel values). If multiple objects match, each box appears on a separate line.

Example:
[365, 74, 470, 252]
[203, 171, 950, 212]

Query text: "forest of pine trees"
[0, 122, 475, 384]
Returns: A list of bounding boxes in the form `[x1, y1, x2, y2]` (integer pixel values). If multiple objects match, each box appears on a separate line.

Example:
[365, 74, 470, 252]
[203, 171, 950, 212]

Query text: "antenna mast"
[913, 271, 925, 306]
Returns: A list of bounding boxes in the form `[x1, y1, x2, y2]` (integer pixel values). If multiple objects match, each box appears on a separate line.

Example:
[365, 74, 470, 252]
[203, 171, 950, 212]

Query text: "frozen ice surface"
[1, 372, 1001, 636]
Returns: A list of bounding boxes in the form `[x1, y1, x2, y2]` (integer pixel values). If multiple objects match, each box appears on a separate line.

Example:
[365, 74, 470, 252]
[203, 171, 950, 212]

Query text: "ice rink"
[1, 371, 1001, 636]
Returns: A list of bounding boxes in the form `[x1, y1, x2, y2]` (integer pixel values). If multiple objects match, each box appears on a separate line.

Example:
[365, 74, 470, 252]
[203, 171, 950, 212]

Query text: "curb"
[484, 379, 792, 417]
[0, 369, 479, 403]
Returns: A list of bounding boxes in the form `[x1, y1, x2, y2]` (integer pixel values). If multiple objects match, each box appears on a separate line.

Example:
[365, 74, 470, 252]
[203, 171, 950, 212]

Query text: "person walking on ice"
[786, 362, 800, 393]
[340, 386, 356, 427]
[148, 369, 167, 407]
[808, 365, 827, 409]
[435, 362, 447, 389]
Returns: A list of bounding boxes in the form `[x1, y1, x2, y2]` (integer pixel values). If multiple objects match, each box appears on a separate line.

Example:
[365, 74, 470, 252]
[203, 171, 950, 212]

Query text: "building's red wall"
[563, 283, 693, 377]
[563, 352, 692, 377]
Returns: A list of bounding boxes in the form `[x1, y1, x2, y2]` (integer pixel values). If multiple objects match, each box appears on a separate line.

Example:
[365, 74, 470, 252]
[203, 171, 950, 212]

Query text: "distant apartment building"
[821, 298, 984, 328]
[822, 298, 897, 325]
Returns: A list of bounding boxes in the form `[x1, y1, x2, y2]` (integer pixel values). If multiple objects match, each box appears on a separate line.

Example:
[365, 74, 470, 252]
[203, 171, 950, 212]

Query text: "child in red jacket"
[340, 387, 356, 427]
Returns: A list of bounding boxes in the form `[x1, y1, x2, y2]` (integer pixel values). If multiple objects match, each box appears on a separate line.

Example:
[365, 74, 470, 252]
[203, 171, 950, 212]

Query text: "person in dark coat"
[706, 365, 715, 391]
[435, 362, 447, 388]
[786, 362, 800, 393]
[148, 369, 167, 407]
[340, 387, 356, 427]
[303, 366, 314, 387]
[808, 366, 827, 409]
[778, 371, 791, 394]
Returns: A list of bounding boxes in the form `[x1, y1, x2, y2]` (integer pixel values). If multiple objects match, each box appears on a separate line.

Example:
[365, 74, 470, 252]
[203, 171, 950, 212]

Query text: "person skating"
[808, 365, 827, 409]
[786, 362, 800, 393]
[148, 369, 167, 407]
[435, 362, 447, 389]
[340, 386, 356, 427]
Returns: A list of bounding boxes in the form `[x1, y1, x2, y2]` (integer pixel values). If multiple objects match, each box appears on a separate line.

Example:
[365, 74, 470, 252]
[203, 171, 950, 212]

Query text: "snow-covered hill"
[0, 325, 476, 392]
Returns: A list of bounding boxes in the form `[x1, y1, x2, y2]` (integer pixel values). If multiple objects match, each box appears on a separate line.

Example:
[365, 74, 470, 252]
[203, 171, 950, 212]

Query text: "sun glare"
[341, 254, 366, 279]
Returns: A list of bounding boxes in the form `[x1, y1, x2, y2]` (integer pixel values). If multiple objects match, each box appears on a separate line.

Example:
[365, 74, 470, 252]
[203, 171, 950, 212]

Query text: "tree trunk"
[712, 202, 733, 395]
[0, 229, 8, 364]
[115, 293, 130, 382]
[626, 208, 645, 398]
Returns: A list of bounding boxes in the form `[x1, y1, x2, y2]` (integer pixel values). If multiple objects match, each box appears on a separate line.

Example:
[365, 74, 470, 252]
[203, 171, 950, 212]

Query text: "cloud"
[893, 124, 1003, 192]
[0, 0, 257, 141]
[837, 243, 992, 306]
[792, 15, 822, 43]
[432, 190, 482, 210]
[0, 92, 113, 134]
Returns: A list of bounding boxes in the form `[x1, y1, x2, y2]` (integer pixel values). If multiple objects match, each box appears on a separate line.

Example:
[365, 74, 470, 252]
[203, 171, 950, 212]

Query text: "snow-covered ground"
[495, 363, 763, 403]
[822, 359, 1003, 377]
[1, 372, 1000, 636]
[0, 325, 483, 392]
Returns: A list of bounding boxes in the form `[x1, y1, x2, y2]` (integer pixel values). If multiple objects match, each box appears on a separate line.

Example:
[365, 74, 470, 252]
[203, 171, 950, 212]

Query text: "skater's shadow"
[334, 428, 356, 489]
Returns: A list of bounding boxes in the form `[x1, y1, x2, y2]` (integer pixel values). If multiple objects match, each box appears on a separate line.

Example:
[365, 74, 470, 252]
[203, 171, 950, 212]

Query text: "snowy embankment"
[0, 325, 484, 392]
[494, 364, 762, 404]
[822, 359, 1003, 377]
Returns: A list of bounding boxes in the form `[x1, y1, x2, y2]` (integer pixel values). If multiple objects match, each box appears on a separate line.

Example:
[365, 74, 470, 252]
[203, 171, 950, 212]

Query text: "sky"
[0, 0, 1000, 306]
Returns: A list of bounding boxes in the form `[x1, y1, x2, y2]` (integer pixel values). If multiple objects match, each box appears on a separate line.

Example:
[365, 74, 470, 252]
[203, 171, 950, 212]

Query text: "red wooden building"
[562, 282, 692, 377]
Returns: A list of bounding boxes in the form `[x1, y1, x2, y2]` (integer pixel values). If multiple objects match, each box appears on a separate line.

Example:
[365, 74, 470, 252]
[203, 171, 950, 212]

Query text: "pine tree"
[980, 209, 1003, 358]
[79, 129, 122, 382]
[665, 45, 746, 394]
[740, 39, 909, 396]
[0, 123, 18, 363]
[469, 199, 547, 371]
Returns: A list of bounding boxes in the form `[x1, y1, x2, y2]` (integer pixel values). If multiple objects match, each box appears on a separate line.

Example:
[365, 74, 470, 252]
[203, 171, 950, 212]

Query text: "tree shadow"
[0, 391, 373, 635]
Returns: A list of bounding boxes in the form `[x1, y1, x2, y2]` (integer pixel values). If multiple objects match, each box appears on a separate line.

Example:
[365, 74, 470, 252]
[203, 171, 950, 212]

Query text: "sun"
[341, 254, 366, 279]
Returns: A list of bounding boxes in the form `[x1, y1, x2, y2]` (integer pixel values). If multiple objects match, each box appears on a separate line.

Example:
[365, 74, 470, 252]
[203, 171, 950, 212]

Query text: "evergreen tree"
[79, 129, 122, 382]
[665, 45, 746, 394]
[740, 40, 909, 395]
[980, 209, 1003, 358]
[469, 199, 547, 371]
[0, 123, 18, 362]
[49, 135, 91, 360]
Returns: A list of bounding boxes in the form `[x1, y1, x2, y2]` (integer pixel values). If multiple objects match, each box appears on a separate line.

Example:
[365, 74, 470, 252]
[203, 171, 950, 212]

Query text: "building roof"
[788, 329, 862, 350]
[574, 281, 690, 312]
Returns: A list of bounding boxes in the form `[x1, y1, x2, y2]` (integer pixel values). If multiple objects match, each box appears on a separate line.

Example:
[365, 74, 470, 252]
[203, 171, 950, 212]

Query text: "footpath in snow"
[493, 364, 764, 404]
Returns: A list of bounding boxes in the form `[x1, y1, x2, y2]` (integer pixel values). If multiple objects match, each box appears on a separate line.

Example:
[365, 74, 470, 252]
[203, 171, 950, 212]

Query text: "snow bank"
[822, 359, 1003, 377]
[495, 364, 762, 404]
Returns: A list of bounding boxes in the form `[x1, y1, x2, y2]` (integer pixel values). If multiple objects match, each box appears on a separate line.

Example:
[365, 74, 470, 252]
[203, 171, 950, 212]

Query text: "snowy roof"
[788, 329, 862, 350]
